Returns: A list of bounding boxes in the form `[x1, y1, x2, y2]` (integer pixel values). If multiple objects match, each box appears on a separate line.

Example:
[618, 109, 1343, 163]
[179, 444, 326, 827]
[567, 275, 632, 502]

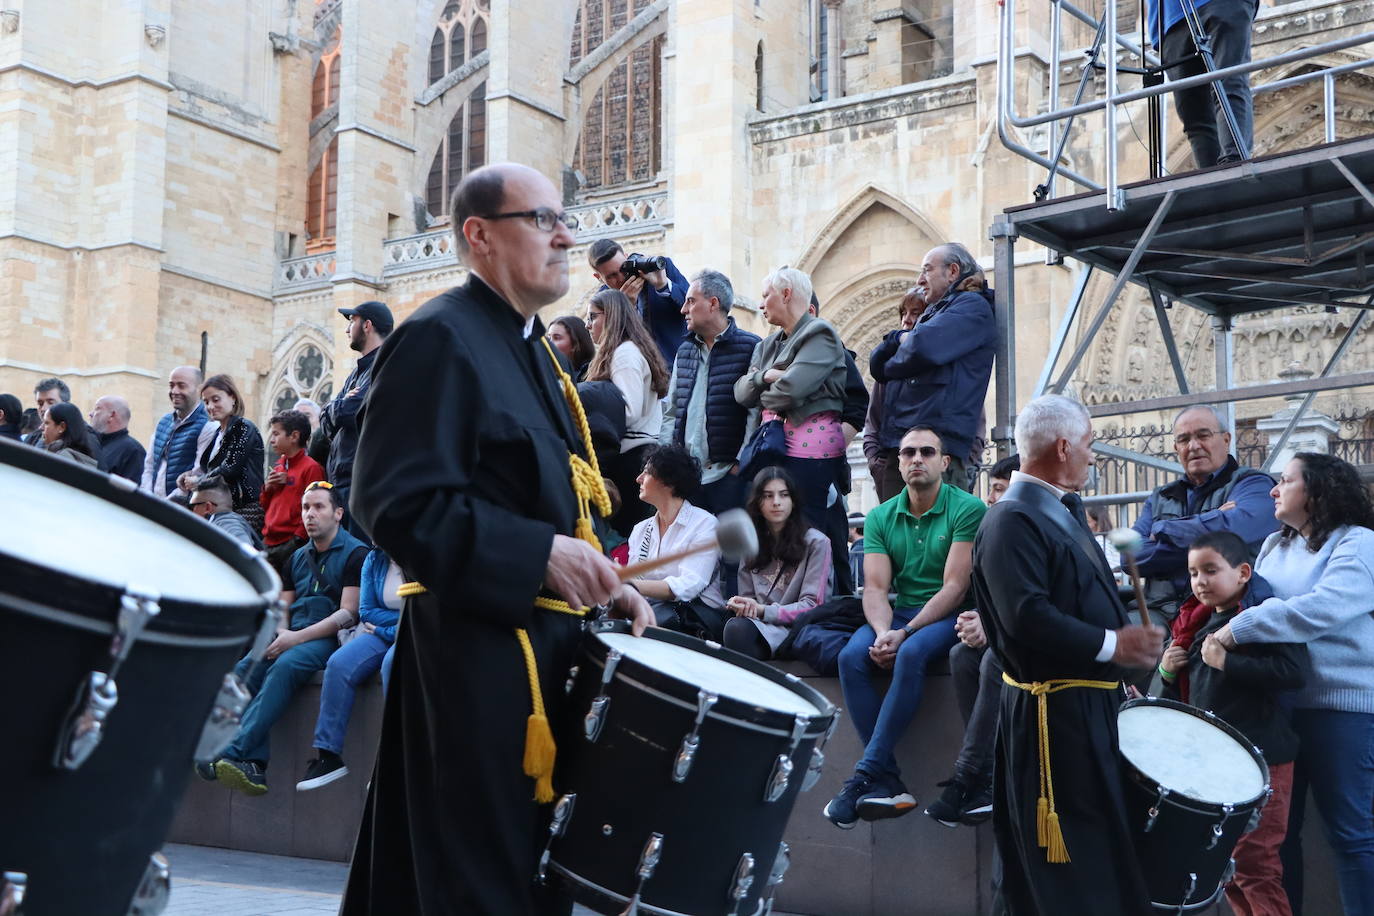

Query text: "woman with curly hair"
[1215, 452, 1374, 914]
[722, 467, 831, 660]
[585, 289, 671, 534]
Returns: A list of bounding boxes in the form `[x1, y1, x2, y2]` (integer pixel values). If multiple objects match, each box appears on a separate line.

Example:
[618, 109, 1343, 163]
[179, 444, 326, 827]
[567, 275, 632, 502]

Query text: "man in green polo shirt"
[823, 426, 987, 829]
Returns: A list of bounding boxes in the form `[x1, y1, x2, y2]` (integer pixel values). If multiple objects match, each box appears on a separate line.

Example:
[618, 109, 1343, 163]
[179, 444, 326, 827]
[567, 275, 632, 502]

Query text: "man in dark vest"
[1131, 405, 1278, 628]
[140, 366, 209, 499]
[662, 268, 761, 515]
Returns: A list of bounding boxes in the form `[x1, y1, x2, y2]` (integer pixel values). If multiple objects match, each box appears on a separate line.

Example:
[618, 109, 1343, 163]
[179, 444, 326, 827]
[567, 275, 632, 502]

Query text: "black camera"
[620, 253, 668, 278]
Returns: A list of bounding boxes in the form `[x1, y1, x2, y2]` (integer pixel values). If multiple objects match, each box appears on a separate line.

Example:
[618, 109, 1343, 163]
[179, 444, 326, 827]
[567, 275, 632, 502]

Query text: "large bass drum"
[543, 620, 837, 916]
[0, 440, 279, 916]
[1118, 697, 1271, 912]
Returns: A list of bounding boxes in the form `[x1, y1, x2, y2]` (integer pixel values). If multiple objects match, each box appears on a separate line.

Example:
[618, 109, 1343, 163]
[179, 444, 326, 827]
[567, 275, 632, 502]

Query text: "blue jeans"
[312, 633, 391, 755]
[381, 643, 396, 695]
[1292, 708, 1374, 915]
[225, 636, 337, 765]
[838, 606, 960, 779]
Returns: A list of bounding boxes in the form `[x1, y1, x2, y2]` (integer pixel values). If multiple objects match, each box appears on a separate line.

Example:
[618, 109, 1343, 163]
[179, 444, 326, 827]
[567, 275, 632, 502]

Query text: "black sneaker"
[856, 773, 917, 821]
[960, 780, 993, 825]
[296, 752, 349, 791]
[215, 758, 268, 796]
[823, 773, 874, 830]
[193, 759, 218, 782]
[925, 778, 972, 828]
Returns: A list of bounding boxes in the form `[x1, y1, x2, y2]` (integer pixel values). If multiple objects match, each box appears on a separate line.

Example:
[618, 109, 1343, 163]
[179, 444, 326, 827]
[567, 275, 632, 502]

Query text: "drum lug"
[195, 603, 283, 762]
[2, 871, 26, 915]
[54, 589, 161, 771]
[1144, 785, 1170, 833]
[585, 650, 622, 743]
[672, 691, 718, 784]
[1207, 803, 1234, 851]
[126, 851, 170, 916]
[764, 715, 809, 803]
[802, 749, 824, 792]
[1246, 787, 1272, 833]
[618, 832, 663, 916]
[728, 852, 755, 915]
[537, 793, 577, 883]
[1173, 872, 1198, 914]
[565, 665, 579, 694]
[760, 842, 790, 915]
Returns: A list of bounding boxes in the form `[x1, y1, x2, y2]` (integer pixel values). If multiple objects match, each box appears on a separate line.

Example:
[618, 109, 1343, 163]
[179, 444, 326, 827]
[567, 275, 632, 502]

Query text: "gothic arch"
[825, 265, 923, 377]
[265, 324, 336, 425]
[794, 185, 946, 276]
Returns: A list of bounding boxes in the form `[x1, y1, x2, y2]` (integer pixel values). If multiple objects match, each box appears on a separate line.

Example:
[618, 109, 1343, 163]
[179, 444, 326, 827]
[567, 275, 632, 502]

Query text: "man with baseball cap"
[321, 301, 393, 540]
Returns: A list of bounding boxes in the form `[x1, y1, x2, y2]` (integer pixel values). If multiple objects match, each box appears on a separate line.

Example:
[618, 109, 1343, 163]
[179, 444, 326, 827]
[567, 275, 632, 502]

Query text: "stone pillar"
[1257, 363, 1340, 470]
[486, 0, 567, 180]
[824, 0, 843, 98]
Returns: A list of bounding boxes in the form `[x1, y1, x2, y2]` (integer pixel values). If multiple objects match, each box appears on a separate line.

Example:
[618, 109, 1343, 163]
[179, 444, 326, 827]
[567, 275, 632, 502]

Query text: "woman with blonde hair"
[586, 288, 671, 534]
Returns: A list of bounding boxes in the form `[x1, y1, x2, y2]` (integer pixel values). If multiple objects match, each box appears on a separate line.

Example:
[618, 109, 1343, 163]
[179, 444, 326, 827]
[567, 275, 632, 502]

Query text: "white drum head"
[0, 462, 263, 605]
[597, 631, 821, 717]
[1119, 704, 1265, 804]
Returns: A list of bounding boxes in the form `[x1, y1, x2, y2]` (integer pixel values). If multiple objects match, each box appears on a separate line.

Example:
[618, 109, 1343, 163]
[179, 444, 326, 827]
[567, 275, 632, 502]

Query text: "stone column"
[486, 0, 568, 180]
[824, 0, 843, 98]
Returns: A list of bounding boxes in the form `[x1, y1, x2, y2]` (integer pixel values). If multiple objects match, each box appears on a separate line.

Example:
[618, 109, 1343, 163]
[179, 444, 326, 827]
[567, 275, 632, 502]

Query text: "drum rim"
[0, 439, 278, 609]
[0, 586, 259, 648]
[587, 619, 835, 734]
[1119, 695, 1271, 810]
[547, 861, 705, 916]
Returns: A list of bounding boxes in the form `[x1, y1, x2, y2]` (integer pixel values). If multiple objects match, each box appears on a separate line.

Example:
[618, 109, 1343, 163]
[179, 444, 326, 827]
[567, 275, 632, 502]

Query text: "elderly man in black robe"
[344, 163, 652, 915]
[971, 394, 1164, 916]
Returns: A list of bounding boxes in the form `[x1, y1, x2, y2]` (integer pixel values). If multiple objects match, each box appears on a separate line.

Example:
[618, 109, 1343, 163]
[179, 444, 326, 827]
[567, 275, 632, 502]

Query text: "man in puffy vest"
[662, 268, 760, 514]
[1131, 404, 1279, 627]
[141, 366, 209, 498]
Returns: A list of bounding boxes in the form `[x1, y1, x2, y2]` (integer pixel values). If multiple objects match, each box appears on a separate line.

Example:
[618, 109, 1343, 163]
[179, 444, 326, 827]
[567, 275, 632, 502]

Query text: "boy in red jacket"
[260, 410, 326, 582]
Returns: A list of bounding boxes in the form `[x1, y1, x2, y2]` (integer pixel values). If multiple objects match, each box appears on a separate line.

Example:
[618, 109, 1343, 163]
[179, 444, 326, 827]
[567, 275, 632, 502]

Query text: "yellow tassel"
[523, 712, 558, 803]
[1036, 796, 1049, 848]
[1044, 811, 1071, 864]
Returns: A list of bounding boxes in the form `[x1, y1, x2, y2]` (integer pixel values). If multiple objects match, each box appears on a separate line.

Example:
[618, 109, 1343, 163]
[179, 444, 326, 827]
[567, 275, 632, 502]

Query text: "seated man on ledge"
[823, 426, 987, 828]
[201, 480, 368, 795]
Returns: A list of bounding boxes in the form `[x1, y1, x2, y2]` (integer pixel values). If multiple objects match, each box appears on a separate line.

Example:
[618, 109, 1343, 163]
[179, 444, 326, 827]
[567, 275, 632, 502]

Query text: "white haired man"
[971, 395, 1164, 915]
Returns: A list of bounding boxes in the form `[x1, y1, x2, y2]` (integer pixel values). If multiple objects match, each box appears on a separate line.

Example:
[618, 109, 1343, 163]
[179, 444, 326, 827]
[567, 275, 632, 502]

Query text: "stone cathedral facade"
[3, 0, 1371, 509]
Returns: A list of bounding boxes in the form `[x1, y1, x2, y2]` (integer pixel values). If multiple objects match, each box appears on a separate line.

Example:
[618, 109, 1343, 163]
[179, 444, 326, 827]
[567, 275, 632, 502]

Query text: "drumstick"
[619, 508, 758, 581]
[1108, 527, 1153, 628]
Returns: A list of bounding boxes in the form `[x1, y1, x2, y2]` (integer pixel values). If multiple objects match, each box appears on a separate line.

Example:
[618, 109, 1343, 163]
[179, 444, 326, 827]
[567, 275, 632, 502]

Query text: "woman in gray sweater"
[722, 466, 832, 660]
[1216, 452, 1374, 915]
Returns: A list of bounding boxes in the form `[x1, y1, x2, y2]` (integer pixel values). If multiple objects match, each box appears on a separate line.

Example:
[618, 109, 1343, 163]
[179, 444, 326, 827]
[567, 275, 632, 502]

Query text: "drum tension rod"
[537, 793, 577, 884]
[728, 853, 756, 916]
[672, 691, 718, 784]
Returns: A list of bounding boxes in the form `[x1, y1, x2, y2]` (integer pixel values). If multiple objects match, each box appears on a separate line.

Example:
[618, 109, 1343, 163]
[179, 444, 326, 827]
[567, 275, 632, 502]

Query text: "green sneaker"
[215, 758, 268, 796]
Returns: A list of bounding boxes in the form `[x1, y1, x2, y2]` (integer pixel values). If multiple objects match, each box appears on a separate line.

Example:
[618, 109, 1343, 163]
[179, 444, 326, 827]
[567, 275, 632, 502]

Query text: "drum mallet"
[1109, 527, 1153, 628]
[618, 508, 759, 581]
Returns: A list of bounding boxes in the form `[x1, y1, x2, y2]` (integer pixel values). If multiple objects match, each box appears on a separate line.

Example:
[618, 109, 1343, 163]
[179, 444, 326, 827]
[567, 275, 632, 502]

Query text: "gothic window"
[569, 0, 663, 192]
[269, 340, 334, 427]
[307, 27, 341, 252]
[425, 0, 489, 218]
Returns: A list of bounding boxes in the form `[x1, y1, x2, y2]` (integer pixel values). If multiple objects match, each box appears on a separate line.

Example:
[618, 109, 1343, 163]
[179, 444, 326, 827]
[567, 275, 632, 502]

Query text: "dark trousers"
[950, 641, 1003, 787]
[782, 454, 851, 598]
[1162, 0, 1258, 168]
[336, 484, 374, 546]
[698, 471, 747, 597]
[607, 444, 654, 536]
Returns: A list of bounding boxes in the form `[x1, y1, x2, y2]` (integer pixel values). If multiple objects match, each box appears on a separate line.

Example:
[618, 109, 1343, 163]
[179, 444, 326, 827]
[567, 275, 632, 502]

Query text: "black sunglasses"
[899, 446, 941, 459]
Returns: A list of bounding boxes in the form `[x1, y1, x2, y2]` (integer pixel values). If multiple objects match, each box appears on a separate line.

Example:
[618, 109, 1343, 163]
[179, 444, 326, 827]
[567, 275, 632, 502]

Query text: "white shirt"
[610, 341, 662, 452]
[627, 500, 723, 607]
[1009, 471, 1117, 662]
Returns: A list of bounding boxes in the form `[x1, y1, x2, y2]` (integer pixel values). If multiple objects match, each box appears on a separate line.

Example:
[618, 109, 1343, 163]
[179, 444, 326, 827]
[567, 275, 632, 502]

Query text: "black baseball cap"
[339, 300, 394, 334]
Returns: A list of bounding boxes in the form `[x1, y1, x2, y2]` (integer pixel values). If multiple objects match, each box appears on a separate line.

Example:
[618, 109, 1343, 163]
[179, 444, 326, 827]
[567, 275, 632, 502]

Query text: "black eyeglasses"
[899, 446, 941, 459]
[478, 207, 575, 232]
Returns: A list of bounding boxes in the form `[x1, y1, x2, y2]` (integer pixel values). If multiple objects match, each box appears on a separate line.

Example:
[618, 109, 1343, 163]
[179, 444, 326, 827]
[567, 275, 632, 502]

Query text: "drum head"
[1119, 700, 1267, 805]
[0, 446, 267, 606]
[596, 630, 823, 718]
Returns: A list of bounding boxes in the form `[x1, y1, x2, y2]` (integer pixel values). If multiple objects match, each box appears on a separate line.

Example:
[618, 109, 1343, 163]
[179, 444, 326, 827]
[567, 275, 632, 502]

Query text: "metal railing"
[998, 0, 1374, 209]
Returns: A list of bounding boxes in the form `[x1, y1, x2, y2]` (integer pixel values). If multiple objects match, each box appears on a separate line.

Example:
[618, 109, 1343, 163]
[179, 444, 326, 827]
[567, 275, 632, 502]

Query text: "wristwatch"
[901, 621, 916, 636]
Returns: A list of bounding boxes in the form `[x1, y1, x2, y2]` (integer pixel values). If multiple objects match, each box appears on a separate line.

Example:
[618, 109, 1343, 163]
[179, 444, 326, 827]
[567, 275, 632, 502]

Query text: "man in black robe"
[344, 163, 652, 915]
[971, 394, 1164, 916]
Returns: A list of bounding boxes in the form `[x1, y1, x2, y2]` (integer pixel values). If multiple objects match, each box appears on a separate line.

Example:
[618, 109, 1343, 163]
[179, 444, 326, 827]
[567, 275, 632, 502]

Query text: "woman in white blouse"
[586, 289, 671, 534]
[623, 445, 727, 639]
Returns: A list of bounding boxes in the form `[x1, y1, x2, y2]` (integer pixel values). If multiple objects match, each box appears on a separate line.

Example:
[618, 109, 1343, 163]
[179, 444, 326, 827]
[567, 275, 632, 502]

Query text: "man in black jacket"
[322, 300, 392, 540]
[89, 396, 146, 483]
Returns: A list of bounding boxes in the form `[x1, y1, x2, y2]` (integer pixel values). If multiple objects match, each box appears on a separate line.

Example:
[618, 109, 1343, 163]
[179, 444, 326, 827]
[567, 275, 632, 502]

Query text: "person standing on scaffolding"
[1148, 0, 1259, 168]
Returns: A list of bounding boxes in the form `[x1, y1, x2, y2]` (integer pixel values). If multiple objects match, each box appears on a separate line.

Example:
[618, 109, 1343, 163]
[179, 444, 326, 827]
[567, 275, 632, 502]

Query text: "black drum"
[0, 440, 280, 916]
[543, 620, 837, 916]
[1118, 697, 1271, 912]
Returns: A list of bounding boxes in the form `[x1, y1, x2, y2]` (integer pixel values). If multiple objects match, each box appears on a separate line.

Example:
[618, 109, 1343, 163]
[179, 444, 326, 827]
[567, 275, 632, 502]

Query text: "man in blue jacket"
[588, 238, 688, 368]
[870, 243, 995, 491]
[1147, 0, 1257, 168]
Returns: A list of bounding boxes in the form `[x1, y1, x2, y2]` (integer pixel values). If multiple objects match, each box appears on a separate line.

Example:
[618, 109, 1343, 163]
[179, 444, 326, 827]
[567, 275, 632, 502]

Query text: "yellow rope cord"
[1001, 672, 1120, 864]
[395, 339, 610, 803]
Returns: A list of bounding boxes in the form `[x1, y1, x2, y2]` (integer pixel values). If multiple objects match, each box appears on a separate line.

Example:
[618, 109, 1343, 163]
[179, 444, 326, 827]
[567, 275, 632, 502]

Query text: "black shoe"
[193, 759, 218, 782]
[296, 752, 349, 791]
[925, 777, 972, 828]
[856, 773, 917, 821]
[215, 758, 268, 796]
[960, 781, 993, 825]
[823, 772, 874, 830]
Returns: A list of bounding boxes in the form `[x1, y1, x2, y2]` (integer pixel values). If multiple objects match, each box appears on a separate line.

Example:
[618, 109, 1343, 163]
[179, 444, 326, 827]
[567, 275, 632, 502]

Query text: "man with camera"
[588, 238, 688, 367]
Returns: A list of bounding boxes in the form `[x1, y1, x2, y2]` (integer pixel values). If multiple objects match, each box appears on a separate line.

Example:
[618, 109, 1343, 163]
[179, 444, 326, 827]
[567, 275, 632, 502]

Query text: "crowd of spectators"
[3, 228, 1371, 915]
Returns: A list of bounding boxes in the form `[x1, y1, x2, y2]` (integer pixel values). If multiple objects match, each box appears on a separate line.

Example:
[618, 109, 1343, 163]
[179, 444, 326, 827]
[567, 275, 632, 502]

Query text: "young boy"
[1160, 530, 1307, 916]
[260, 409, 326, 583]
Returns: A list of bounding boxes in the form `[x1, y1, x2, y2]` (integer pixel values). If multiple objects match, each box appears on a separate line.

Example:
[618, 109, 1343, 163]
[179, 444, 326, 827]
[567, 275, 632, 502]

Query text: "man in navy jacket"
[588, 238, 688, 367]
[870, 243, 995, 490]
